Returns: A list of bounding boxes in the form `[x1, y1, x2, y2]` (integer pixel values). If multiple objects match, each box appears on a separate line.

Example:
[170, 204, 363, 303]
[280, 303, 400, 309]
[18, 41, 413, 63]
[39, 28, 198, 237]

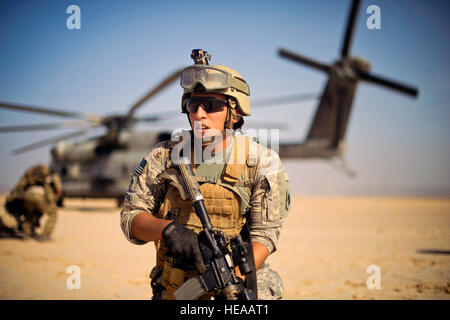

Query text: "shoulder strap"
[221, 135, 261, 214]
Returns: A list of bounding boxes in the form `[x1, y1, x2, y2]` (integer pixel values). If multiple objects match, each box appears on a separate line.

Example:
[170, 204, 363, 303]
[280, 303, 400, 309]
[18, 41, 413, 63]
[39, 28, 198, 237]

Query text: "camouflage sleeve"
[120, 141, 172, 245]
[248, 147, 290, 254]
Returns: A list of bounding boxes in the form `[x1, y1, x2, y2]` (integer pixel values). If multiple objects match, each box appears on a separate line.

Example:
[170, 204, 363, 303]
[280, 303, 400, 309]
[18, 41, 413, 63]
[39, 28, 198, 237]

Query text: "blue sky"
[0, 0, 449, 196]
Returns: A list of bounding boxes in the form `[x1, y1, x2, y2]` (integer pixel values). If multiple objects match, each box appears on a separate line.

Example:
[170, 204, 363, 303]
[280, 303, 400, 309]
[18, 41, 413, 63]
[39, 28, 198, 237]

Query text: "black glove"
[162, 221, 206, 274]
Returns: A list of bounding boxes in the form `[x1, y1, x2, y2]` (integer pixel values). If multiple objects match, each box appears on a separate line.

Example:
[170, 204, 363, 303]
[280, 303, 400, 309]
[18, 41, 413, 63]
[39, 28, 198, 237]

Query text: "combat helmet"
[180, 50, 250, 128]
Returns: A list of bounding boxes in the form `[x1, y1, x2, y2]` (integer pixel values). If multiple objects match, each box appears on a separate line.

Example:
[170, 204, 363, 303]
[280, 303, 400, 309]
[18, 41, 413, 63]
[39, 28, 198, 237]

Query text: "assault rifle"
[173, 157, 257, 300]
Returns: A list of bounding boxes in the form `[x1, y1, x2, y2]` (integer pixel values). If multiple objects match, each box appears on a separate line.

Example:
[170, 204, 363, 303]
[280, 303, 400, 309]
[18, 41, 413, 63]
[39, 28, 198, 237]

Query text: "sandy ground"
[0, 195, 449, 300]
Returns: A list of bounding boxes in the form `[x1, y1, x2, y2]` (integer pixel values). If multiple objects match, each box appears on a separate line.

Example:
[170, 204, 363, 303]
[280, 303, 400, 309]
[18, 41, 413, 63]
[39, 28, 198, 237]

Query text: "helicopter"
[0, 0, 418, 205]
[276, 0, 418, 163]
[0, 68, 184, 205]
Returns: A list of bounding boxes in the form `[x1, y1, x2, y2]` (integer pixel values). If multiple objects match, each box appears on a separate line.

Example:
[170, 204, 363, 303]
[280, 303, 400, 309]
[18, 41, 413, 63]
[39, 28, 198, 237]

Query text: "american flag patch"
[134, 158, 147, 175]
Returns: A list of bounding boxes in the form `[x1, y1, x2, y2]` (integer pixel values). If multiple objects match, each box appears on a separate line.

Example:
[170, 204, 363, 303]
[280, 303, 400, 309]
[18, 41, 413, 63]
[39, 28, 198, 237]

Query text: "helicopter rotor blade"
[127, 68, 184, 117]
[135, 92, 318, 122]
[134, 110, 181, 123]
[135, 92, 318, 123]
[340, 0, 362, 58]
[136, 116, 288, 130]
[0, 120, 101, 133]
[244, 120, 289, 130]
[278, 48, 331, 73]
[0, 101, 102, 122]
[10, 130, 89, 155]
[358, 70, 419, 97]
[253, 92, 319, 108]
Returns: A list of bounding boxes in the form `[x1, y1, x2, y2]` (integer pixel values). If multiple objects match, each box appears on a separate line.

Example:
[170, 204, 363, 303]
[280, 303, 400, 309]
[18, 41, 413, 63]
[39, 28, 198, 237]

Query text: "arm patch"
[134, 158, 147, 176]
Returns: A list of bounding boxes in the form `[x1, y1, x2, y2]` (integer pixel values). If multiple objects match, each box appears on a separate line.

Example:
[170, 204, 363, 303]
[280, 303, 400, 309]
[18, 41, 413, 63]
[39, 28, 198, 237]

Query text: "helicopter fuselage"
[50, 130, 171, 201]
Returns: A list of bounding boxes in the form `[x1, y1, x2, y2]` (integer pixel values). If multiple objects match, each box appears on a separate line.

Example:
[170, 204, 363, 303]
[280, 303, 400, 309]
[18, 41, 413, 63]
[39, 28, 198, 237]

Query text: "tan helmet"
[181, 64, 251, 116]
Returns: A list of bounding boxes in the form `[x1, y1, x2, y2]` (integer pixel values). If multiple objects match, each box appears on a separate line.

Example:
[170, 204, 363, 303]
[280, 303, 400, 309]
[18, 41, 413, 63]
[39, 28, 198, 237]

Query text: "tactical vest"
[155, 134, 259, 299]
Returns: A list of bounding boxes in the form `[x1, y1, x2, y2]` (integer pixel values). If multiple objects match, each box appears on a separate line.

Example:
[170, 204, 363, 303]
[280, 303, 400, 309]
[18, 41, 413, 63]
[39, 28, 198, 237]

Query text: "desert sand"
[0, 195, 449, 300]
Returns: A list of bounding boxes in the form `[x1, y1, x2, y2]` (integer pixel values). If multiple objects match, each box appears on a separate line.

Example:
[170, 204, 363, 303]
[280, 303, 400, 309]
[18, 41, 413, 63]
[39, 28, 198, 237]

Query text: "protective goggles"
[185, 97, 228, 113]
[180, 66, 250, 95]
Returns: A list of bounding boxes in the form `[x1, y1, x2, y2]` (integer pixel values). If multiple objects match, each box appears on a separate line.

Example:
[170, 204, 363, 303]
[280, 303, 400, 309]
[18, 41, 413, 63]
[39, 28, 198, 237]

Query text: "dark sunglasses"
[186, 97, 228, 113]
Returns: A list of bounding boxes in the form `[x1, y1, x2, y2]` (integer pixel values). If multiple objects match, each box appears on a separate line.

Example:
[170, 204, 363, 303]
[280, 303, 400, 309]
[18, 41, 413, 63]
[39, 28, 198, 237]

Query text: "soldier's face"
[188, 93, 229, 140]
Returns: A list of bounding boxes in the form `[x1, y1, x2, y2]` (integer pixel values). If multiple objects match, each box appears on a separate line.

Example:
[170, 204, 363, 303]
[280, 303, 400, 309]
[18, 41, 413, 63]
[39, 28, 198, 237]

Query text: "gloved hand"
[162, 221, 206, 274]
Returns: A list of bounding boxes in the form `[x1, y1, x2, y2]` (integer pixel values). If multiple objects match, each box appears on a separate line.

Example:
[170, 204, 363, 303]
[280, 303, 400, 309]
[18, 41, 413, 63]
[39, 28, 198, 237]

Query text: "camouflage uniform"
[121, 133, 290, 300]
[4, 164, 62, 239]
